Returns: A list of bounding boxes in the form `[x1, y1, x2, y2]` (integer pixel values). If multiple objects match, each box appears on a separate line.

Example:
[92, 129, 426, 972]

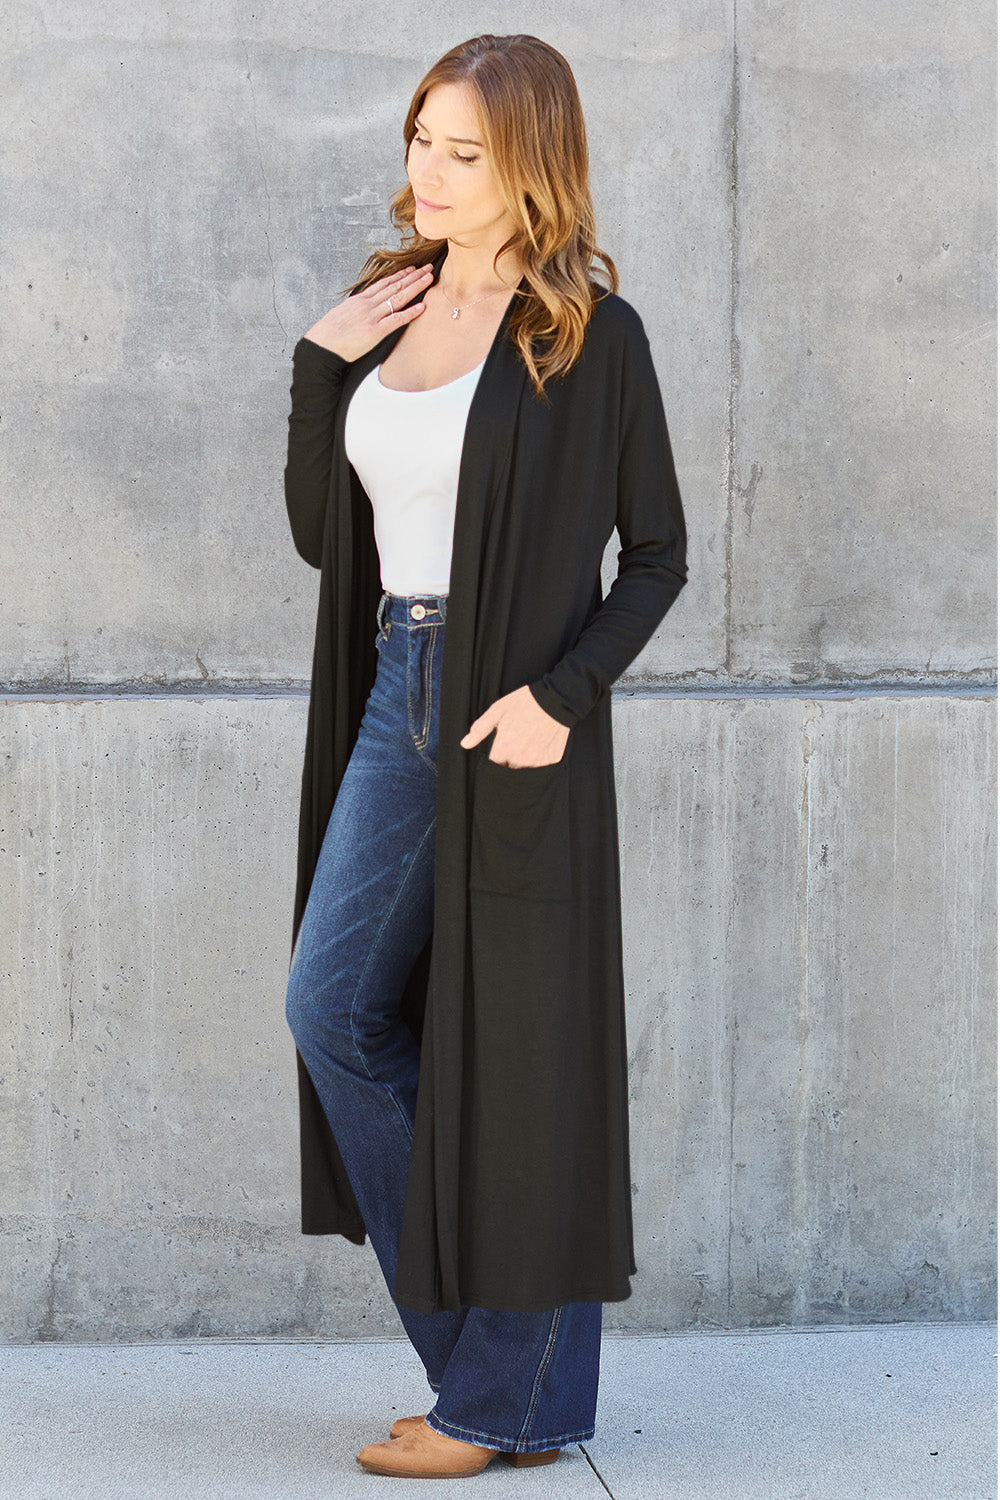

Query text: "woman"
[283, 33, 688, 1480]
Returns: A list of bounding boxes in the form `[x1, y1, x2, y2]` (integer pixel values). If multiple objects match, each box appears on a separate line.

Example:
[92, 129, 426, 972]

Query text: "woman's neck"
[435, 243, 525, 304]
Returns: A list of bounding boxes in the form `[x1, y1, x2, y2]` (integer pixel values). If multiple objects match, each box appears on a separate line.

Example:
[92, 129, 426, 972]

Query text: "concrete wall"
[0, 6, 994, 1340]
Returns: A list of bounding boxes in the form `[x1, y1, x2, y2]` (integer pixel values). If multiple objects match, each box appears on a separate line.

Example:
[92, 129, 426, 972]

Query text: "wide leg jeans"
[285, 589, 603, 1453]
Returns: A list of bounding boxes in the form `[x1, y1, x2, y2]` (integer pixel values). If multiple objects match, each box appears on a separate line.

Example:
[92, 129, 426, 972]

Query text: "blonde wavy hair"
[344, 33, 619, 402]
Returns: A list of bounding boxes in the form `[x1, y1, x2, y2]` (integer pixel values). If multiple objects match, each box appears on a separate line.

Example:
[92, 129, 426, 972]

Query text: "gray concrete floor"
[0, 1323, 994, 1498]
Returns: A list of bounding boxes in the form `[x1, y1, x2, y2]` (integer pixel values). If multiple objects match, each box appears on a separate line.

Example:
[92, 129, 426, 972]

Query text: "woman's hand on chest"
[461, 686, 571, 767]
[303, 264, 434, 362]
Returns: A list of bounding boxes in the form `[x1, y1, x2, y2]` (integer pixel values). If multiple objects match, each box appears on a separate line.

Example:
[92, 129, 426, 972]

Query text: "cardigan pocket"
[469, 747, 573, 903]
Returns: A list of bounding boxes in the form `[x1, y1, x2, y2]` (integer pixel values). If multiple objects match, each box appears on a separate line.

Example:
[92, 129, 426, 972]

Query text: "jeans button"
[410, 603, 426, 620]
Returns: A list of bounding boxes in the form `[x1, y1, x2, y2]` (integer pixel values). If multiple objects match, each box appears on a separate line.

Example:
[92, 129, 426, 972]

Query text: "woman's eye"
[412, 136, 478, 165]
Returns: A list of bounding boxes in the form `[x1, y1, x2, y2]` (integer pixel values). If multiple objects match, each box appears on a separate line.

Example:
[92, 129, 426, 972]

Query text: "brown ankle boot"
[384, 1414, 561, 1467]
[358, 1420, 501, 1477]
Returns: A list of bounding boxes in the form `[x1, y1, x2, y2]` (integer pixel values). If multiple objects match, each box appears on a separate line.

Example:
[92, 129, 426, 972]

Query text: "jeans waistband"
[377, 589, 448, 630]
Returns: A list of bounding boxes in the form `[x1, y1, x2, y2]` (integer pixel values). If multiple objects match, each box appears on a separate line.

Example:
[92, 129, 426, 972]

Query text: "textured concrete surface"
[0, 6, 994, 1340]
[0, 694, 993, 1341]
[1, 1325, 994, 1498]
[616, 694, 997, 1330]
[730, 1, 996, 684]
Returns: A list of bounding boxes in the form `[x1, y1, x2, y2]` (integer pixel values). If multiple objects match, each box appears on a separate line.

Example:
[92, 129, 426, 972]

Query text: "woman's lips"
[415, 195, 448, 211]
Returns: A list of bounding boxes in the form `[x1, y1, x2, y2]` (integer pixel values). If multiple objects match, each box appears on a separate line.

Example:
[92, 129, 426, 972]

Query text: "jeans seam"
[347, 814, 436, 1143]
[406, 627, 418, 748]
[517, 1304, 563, 1443]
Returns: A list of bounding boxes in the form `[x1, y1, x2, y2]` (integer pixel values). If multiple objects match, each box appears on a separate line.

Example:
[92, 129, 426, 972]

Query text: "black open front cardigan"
[283, 246, 688, 1313]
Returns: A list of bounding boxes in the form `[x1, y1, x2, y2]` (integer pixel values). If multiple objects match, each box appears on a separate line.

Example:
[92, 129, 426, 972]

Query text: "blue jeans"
[285, 589, 603, 1453]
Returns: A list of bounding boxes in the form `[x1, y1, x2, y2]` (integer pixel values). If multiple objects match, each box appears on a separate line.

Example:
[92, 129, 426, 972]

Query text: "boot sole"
[358, 1448, 560, 1477]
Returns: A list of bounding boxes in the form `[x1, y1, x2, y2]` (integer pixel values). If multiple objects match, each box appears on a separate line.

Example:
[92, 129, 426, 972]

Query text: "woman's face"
[407, 81, 515, 248]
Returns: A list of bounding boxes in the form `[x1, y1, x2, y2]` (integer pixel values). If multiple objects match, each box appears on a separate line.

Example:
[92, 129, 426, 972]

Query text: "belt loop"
[376, 590, 388, 639]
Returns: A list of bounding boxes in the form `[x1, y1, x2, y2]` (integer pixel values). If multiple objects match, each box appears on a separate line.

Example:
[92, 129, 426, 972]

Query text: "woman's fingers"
[302, 264, 433, 359]
[368, 265, 434, 303]
[372, 267, 433, 323]
[387, 269, 434, 301]
[367, 265, 430, 290]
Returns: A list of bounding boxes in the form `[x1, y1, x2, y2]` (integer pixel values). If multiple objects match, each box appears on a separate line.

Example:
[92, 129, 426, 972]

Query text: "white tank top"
[344, 356, 487, 595]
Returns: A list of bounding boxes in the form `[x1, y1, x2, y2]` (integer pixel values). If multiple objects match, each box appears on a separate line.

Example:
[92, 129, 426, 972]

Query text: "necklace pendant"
[451, 308, 460, 319]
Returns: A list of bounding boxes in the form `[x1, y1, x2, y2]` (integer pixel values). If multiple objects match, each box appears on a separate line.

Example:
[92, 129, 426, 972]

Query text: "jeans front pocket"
[469, 744, 573, 903]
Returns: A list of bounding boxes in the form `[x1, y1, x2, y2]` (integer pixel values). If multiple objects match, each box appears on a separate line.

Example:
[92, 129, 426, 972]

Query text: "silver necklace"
[437, 279, 513, 320]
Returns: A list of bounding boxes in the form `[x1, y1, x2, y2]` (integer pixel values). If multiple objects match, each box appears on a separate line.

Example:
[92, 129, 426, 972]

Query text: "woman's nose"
[412, 147, 444, 181]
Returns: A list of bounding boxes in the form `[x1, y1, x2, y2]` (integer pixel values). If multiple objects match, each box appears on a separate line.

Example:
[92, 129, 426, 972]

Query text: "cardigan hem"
[391, 1278, 634, 1316]
[301, 1220, 367, 1245]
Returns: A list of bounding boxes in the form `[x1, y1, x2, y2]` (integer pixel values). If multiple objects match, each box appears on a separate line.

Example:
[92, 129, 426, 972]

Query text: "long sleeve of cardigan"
[527, 311, 688, 728]
[284, 335, 351, 568]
